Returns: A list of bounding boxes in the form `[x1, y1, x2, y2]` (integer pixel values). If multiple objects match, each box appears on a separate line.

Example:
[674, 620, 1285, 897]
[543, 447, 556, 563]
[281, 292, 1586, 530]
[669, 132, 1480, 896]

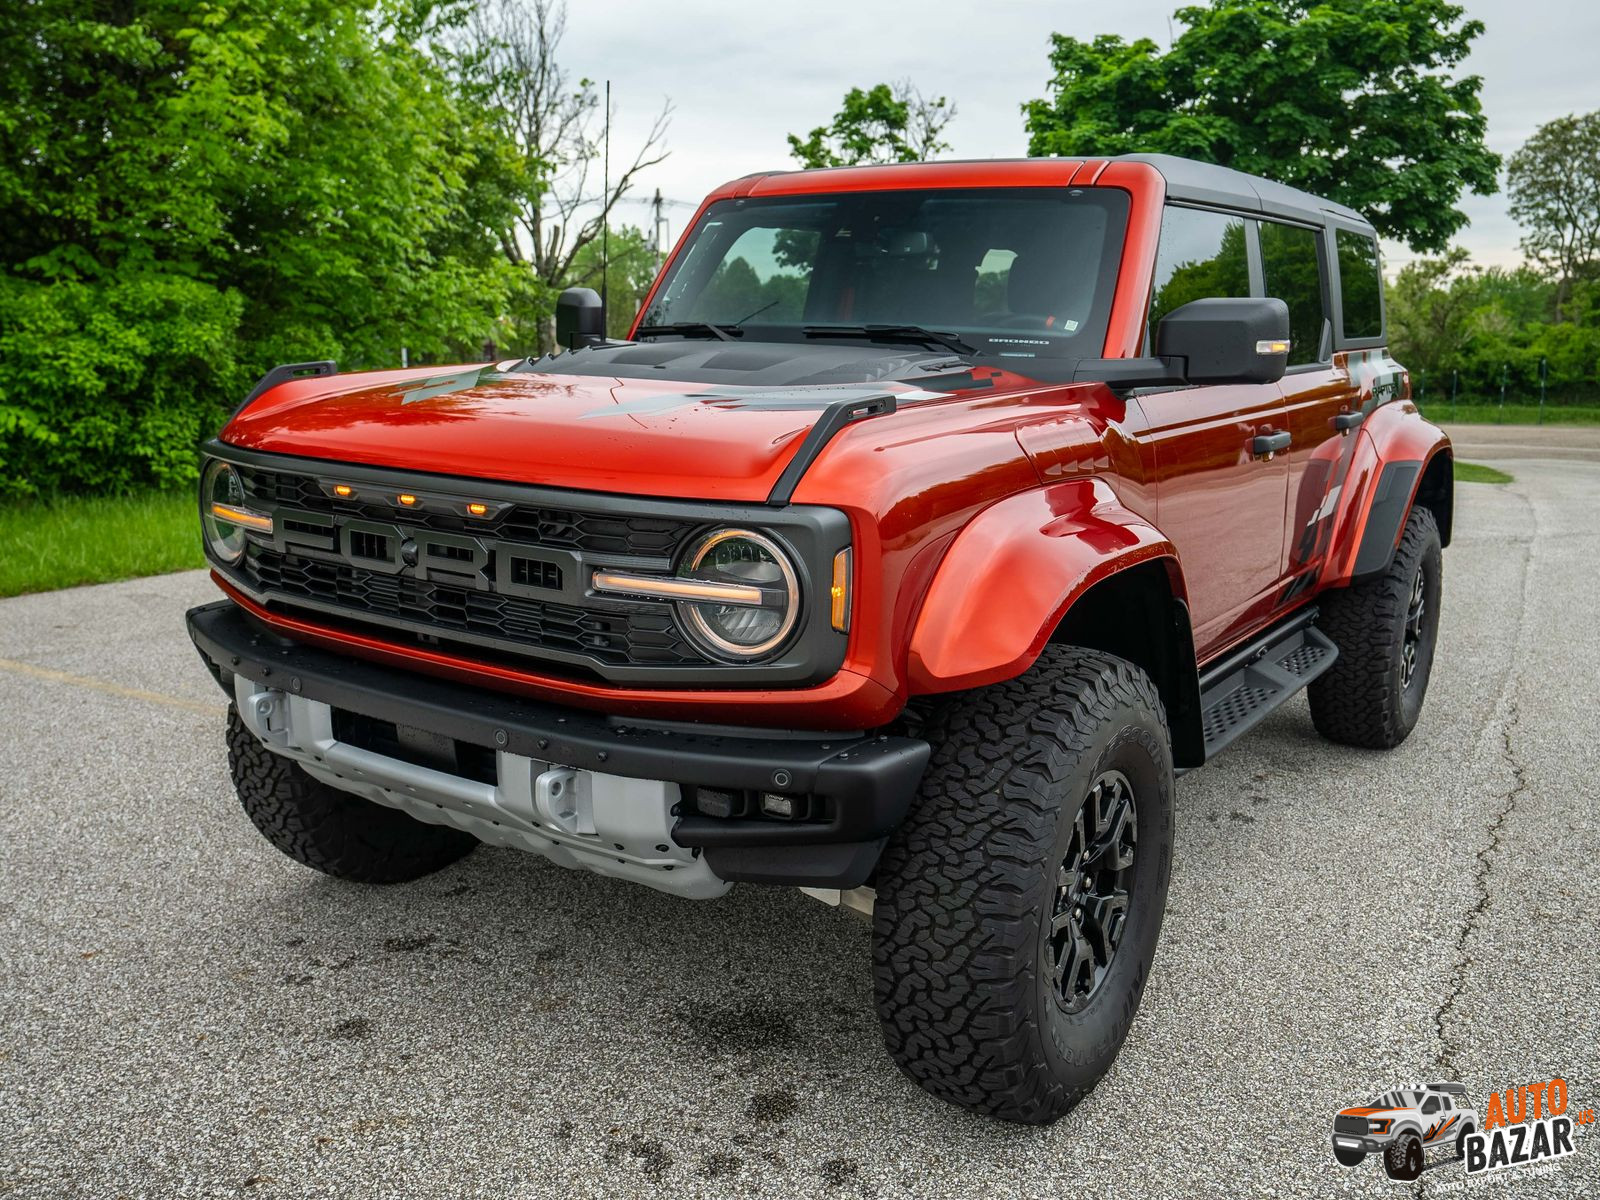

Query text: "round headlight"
[200, 460, 249, 564]
[676, 529, 800, 660]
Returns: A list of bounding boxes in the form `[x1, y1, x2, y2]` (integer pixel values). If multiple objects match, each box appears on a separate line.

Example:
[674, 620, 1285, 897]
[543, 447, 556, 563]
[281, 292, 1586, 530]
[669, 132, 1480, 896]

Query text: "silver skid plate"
[235, 679, 729, 899]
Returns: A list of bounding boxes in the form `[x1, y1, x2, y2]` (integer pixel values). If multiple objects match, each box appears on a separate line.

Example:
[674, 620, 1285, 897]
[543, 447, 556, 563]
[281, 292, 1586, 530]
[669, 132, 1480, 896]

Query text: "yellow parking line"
[0, 657, 223, 716]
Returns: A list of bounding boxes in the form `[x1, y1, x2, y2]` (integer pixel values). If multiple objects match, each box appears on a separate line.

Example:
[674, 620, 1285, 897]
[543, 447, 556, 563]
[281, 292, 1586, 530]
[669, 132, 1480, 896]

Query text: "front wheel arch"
[1046, 560, 1202, 769]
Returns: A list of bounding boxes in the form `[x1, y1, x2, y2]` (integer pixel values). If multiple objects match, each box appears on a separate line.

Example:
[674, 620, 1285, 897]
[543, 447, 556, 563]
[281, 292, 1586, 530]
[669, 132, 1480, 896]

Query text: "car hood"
[222, 361, 962, 503]
[1339, 1106, 1408, 1118]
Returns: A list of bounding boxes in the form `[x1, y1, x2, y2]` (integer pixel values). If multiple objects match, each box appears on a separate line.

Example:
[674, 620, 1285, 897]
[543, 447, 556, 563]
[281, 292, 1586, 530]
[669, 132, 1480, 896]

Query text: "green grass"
[0, 490, 203, 598]
[1416, 402, 1600, 426]
[1456, 461, 1514, 485]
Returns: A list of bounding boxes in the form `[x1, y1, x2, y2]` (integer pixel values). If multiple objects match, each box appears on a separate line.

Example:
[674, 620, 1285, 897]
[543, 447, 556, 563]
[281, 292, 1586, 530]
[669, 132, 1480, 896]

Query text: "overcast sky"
[561, 0, 1600, 271]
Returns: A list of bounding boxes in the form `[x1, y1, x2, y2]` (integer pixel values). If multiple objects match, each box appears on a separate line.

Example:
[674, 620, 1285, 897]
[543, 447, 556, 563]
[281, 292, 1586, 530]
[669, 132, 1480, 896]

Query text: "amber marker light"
[466, 502, 489, 517]
[209, 502, 273, 532]
[397, 493, 418, 507]
[332, 484, 355, 499]
[1256, 339, 1291, 355]
[830, 547, 852, 632]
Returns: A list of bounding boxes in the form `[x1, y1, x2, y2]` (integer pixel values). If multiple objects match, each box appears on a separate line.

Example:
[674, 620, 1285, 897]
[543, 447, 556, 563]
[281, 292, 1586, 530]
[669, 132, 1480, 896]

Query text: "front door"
[1128, 204, 1290, 660]
[1131, 386, 1290, 659]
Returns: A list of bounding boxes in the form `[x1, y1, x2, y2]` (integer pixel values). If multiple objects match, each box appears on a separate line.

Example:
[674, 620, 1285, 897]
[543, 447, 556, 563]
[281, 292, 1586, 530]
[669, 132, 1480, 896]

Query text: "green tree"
[0, 0, 519, 496]
[788, 81, 956, 169]
[1386, 250, 1600, 405]
[1022, 0, 1500, 252]
[569, 226, 661, 339]
[1507, 111, 1600, 320]
[1386, 247, 1478, 377]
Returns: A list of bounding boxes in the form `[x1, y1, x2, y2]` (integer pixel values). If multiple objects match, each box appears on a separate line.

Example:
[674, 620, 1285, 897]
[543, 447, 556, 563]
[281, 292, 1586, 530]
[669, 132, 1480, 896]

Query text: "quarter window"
[1336, 229, 1384, 339]
[1148, 206, 1251, 337]
[1259, 221, 1328, 366]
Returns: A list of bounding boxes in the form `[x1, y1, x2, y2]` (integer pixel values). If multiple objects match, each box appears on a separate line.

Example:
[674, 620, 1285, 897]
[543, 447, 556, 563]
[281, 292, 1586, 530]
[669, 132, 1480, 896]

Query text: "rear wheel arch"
[1414, 447, 1454, 547]
[1046, 558, 1203, 769]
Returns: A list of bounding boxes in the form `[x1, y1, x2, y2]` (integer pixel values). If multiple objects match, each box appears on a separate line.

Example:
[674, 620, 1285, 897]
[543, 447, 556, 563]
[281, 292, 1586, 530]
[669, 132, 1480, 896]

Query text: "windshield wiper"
[803, 323, 977, 357]
[635, 321, 738, 342]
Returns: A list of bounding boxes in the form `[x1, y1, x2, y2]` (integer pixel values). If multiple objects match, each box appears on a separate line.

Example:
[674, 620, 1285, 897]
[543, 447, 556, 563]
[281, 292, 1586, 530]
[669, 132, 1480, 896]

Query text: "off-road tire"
[1384, 1132, 1424, 1181]
[227, 707, 477, 883]
[1310, 505, 1442, 749]
[871, 647, 1175, 1125]
[1456, 1123, 1475, 1160]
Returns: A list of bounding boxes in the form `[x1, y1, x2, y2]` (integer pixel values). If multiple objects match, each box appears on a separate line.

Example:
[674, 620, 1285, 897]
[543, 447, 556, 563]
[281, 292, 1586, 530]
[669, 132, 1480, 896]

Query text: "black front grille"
[1334, 1115, 1370, 1137]
[237, 465, 690, 557]
[213, 450, 852, 687]
[241, 544, 700, 669]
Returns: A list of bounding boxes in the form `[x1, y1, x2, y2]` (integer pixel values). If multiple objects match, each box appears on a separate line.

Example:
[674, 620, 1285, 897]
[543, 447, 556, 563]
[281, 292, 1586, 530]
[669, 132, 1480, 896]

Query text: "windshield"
[1368, 1091, 1419, 1109]
[641, 187, 1130, 361]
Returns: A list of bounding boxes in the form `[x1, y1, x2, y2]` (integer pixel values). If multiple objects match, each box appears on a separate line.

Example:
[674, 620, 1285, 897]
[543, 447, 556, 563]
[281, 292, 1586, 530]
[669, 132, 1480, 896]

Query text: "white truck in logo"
[1331, 1081, 1479, 1181]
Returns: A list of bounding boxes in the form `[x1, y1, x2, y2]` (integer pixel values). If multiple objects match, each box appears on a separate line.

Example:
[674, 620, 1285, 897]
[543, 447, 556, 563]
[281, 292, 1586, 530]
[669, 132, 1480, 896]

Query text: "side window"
[1259, 221, 1328, 366]
[1422, 1097, 1441, 1114]
[1148, 207, 1251, 338]
[1337, 229, 1384, 340]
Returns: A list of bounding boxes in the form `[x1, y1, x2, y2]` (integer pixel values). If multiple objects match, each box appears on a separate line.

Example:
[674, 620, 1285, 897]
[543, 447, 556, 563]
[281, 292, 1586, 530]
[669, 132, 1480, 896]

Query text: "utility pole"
[651, 188, 666, 274]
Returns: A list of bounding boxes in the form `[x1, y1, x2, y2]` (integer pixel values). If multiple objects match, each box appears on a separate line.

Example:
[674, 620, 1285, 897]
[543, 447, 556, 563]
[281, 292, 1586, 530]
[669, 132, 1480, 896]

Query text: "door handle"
[1333, 410, 1364, 433]
[1251, 430, 1291, 459]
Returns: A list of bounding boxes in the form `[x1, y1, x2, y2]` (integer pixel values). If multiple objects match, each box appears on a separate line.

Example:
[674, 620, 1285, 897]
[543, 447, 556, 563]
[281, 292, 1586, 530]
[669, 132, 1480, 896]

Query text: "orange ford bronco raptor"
[187, 154, 1451, 1124]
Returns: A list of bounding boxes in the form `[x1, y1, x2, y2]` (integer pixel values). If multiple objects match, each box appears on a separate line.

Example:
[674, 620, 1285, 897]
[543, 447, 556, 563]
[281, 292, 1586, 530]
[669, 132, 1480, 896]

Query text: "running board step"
[1198, 623, 1339, 760]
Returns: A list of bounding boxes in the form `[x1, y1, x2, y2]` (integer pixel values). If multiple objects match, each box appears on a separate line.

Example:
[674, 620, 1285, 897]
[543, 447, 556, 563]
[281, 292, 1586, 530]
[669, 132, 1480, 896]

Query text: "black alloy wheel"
[1400, 562, 1428, 691]
[1048, 770, 1137, 1013]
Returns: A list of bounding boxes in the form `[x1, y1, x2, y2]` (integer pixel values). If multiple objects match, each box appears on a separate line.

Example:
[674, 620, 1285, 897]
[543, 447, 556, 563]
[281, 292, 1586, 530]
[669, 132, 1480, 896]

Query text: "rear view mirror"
[1155, 297, 1291, 385]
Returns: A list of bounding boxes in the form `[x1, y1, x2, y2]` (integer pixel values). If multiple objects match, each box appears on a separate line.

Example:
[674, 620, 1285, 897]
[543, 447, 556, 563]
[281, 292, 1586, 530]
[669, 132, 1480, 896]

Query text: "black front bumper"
[187, 601, 929, 888]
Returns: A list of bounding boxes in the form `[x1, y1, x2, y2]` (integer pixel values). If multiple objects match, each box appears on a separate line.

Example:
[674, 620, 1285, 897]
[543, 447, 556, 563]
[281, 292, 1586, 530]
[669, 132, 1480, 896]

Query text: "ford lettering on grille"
[272, 507, 582, 604]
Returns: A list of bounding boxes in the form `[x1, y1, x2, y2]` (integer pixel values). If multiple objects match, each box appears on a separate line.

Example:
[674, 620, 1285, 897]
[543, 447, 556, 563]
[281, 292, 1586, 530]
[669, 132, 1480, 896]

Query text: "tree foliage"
[1387, 251, 1600, 403]
[1507, 111, 1600, 320]
[569, 225, 661, 339]
[1022, 0, 1500, 252]
[0, 0, 522, 496]
[788, 81, 956, 169]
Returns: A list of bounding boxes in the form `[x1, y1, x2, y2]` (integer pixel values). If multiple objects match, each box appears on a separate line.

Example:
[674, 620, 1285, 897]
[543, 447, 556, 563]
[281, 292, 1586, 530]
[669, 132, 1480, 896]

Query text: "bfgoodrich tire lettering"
[871, 647, 1174, 1124]
[1310, 505, 1442, 749]
[227, 707, 477, 883]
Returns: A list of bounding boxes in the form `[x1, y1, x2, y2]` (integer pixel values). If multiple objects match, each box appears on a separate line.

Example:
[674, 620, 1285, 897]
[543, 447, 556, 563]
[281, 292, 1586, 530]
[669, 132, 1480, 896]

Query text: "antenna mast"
[602, 80, 611, 325]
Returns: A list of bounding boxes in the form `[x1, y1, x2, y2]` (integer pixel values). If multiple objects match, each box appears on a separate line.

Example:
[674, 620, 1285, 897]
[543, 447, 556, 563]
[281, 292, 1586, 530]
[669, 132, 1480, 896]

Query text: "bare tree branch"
[461, 0, 671, 347]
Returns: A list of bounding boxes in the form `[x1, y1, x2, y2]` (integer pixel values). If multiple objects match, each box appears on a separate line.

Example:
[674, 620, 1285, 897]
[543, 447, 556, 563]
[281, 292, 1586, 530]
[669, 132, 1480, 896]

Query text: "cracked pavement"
[1, 453, 1597, 1198]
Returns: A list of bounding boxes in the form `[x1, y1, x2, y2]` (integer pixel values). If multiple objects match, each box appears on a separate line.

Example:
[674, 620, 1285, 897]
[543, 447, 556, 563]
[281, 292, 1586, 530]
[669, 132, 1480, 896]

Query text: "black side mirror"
[1155, 297, 1291, 385]
[555, 287, 606, 350]
[1071, 296, 1292, 392]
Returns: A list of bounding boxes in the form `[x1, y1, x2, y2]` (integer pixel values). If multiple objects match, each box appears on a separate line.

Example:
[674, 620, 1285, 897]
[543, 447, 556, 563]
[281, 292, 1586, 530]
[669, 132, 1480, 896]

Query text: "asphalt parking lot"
[3, 451, 1598, 1199]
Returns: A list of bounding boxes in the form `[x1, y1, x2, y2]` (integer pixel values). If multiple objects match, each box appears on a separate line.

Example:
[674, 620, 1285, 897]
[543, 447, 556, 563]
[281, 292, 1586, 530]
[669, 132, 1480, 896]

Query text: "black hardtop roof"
[1111, 153, 1370, 229]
